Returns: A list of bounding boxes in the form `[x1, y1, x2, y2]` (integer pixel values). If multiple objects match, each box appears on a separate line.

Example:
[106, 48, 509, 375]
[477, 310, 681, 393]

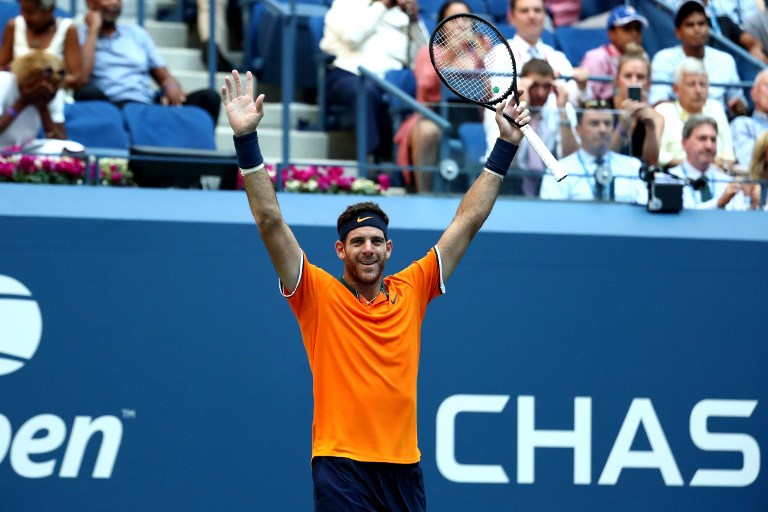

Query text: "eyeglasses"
[42, 66, 66, 79]
[581, 99, 613, 110]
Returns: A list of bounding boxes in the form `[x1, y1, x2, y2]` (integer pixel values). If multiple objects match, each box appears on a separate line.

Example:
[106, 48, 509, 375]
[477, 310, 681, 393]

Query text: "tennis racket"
[429, 13, 567, 182]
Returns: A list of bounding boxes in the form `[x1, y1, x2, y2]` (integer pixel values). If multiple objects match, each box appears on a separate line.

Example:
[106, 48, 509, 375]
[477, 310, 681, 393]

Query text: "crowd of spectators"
[0, 0, 765, 209]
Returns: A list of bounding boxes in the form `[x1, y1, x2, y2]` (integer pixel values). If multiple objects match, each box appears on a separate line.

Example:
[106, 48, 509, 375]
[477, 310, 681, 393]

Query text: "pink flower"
[377, 174, 391, 191]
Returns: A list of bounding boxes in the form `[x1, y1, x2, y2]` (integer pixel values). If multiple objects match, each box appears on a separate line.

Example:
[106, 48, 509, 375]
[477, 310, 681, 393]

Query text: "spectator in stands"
[655, 57, 734, 168]
[393, 0, 481, 193]
[503, 0, 589, 105]
[320, 0, 428, 161]
[75, 0, 221, 126]
[731, 69, 768, 166]
[744, 9, 768, 57]
[609, 43, 663, 165]
[747, 130, 768, 205]
[667, 115, 758, 209]
[692, 0, 768, 65]
[581, 5, 648, 101]
[649, 0, 747, 118]
[0, 0, 82, 91]
[708, 0, 757, 27]
[0, 50, 66, 147]
[197, 0, 236, 72]
[545, 0, 581, 27]
[539, 100, 646, 203]
[483, 58, 577, 196]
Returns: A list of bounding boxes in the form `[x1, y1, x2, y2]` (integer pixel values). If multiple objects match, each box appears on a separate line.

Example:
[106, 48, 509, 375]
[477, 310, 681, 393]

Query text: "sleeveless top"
[13, 15, 72, 60]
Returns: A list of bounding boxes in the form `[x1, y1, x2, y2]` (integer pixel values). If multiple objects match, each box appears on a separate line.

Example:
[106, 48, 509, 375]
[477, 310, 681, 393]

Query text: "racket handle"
[520, 124, 568, 182]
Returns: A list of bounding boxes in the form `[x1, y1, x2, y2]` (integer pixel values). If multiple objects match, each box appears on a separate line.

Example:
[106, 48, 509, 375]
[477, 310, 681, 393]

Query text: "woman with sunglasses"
[0, 50, 67, 147]
[0, 0, 82, 91]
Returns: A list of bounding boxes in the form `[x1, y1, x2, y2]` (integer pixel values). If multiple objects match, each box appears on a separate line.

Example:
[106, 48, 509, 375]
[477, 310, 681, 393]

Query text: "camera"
[639, 164, 683, 213]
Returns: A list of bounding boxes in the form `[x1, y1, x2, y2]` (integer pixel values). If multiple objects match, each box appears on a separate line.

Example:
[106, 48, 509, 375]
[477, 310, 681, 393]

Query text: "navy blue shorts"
[312, 456, 426, 512]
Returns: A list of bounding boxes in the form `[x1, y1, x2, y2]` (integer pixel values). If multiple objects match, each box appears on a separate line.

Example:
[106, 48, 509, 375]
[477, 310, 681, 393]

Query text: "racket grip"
[520, 124, 567, 182]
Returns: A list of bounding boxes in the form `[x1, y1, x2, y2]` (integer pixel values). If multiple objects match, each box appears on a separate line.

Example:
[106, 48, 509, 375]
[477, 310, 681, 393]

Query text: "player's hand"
[496, 99, 529, 145]
[222, 70, 264, 136]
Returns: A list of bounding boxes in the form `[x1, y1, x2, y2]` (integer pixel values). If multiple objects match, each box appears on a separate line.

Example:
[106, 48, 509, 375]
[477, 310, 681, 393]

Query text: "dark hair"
[336, 202, 390, 241]
[674, 0, 708, 27]
[616, 42, 650, 78]
[509, 0, 544, 13]
[520, 58, 554, 78]
[436, 0, 471, 22]
[576, 99, 615, 124]
[682, 114, 718, 139]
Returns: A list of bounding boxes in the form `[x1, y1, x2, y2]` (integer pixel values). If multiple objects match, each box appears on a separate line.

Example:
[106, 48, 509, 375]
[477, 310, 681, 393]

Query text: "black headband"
[338, 212, 388, 241]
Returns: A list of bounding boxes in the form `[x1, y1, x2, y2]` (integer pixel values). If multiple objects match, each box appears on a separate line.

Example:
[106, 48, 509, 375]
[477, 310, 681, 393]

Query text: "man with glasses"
[539, 100, 647, 204]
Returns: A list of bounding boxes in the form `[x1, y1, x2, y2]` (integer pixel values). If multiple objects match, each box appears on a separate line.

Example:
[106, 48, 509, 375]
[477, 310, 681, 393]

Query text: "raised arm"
[436, 100, 530, 282]
[222, 70, 302, 292]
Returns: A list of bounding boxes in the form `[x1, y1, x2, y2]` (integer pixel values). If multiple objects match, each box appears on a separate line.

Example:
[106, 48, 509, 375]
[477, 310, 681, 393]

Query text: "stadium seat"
[308, 12, 355, 130]
[485, 0, 509, 22]
[122, 103, 215, 150]
[63, 101, 129, 156]
[122, 104, 238, 189]
[457, 122, 486, 171]
[554, 26, 609, 66]
[384, 68, 417, 120]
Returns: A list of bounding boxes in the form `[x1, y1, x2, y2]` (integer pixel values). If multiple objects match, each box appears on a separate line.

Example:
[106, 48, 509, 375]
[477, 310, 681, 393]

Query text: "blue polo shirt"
[78, 24, 166, 104]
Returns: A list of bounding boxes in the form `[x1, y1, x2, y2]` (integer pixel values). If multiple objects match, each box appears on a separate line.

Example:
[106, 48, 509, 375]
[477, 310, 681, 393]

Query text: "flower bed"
[0, 146, 135, 186]
[237, 163, 391, 195]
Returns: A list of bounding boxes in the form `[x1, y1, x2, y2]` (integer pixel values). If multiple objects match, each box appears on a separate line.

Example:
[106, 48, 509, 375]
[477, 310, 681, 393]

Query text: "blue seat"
[485, 0, 508, 22]
[457, 122, 486, 171]
[384, 68, 417, 118]
[554, 27, 609, 66]
[122, 104, 239, 189]
[64, 101, 129, 155]
[122, 103, 216, 150]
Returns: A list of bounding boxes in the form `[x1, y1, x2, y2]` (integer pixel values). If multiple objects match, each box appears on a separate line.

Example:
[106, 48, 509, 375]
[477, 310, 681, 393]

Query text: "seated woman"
[0, 50, 67, 148]
[608, 43, 663, 165]
[0, 0, 82, 91]
[393, 0, 485, 193]
[747, 130, 768, 209]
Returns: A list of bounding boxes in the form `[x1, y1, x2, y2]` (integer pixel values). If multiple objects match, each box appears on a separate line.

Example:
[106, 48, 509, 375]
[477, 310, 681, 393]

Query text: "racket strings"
[431, 17, 515, 104]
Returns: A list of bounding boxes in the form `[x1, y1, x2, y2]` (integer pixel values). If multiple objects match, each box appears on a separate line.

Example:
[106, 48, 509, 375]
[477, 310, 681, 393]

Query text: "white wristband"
[240, 162, 266, 176]
[483, 168, 504, 180]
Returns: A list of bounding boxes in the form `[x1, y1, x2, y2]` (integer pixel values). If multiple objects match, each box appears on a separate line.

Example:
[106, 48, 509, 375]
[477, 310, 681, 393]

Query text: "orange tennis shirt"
[283, 247, 444, 463]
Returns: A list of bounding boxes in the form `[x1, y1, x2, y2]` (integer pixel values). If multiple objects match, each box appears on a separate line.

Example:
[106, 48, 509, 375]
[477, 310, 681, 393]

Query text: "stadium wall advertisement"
[1, 185, 767, 511]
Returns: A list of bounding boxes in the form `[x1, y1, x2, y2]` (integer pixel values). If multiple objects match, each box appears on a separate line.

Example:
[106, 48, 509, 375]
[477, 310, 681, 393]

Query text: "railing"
[356, 66, 452, 179]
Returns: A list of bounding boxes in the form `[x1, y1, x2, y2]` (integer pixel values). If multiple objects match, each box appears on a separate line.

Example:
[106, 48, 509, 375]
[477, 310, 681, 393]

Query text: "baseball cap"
[607, 5, 649, 29]
[674, 0, 709, 27]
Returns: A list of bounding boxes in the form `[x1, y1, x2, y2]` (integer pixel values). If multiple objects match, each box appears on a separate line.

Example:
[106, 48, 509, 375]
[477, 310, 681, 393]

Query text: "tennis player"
[222, 69, 530, 512]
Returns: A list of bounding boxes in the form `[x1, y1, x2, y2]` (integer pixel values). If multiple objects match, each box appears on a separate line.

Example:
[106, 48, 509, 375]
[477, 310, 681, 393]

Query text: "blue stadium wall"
[1, 184, 767, 511]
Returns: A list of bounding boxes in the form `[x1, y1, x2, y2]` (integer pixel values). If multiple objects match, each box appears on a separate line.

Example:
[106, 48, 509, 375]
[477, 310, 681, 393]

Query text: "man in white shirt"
[540, 102, 647, 204]
[730, 69, 768, 166]
[655, 57, 735, 168]
[320, 0, 428, 160]
[648, 0, 746, 117]
[667, 115, 759, 209]
[483, 59, 577, 196]
[501, 0, 589, 106]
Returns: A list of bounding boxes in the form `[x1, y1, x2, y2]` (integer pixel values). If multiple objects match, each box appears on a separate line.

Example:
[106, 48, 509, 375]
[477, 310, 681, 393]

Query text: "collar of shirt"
[578, 148, 611, 168]
[98, 24, 125, 41]
[511, 35, 546, 61]
[753, 110, 768, 127]
[680, 160, 722, 180]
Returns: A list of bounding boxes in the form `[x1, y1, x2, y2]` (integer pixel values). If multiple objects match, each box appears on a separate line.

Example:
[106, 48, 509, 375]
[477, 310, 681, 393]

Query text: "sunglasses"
[42, 66, 65, 79]
[581, 99, 613, 110]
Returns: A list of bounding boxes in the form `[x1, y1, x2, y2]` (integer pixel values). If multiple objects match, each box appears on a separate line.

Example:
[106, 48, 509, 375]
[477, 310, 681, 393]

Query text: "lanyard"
[576, 150, 612, 199]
